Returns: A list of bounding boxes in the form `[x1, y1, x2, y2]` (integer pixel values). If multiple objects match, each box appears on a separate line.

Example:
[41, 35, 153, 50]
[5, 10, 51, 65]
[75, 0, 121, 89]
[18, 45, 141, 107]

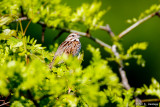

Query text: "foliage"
[136, 78, 160, 98]
[0, 0, 105, 30]
[0, 28, 133, 106]
[0, 0, 160, 106]
[122, 42, 148, 67]
[127, 4, 160, 24]
[107, 42, 148, 67]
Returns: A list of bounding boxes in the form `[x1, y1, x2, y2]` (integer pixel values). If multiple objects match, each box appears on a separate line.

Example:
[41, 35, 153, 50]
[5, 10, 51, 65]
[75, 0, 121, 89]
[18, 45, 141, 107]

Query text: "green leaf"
[0, 17, 13, 27]
[127, 42, 148, 55]
[0, 29, 17, 40]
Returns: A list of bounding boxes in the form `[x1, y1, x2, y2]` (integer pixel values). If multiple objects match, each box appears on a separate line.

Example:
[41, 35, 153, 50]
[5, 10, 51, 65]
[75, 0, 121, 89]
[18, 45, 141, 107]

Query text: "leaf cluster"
[0, 0, 105, 30]
[127, 4, 160, 24]
[0, 0, 160, 106]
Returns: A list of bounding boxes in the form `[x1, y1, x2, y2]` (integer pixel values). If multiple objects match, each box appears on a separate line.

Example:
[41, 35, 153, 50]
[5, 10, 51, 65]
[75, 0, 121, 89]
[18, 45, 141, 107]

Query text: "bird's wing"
[63, 40, 81, 56]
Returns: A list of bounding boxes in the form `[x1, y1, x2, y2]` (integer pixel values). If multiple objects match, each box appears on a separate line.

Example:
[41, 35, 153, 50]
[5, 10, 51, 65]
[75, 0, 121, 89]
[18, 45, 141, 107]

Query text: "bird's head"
[65, 33, 81, 41]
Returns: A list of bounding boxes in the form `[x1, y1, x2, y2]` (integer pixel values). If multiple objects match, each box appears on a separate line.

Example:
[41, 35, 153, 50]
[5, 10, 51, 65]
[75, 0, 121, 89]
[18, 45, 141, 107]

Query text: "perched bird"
[49, 33, 81, 69]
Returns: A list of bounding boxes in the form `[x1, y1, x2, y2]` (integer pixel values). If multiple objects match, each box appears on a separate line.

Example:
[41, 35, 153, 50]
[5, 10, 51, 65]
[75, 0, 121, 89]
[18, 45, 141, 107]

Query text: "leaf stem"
[23, 19, 32, 35]
[19, 20, 24, 35]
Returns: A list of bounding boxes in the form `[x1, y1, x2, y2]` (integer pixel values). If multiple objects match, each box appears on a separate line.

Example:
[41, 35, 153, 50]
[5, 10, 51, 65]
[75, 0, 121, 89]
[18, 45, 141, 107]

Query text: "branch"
[20, 6, 24, 17]
[112, 45, 142, 105]
[42, 24, 46, 43]
[118, 11, 160, 39]
[13, 17, 28, 22]
[99, 24, 115, 37]
[141, 99, 160, 103]
[23, 19, 32, 35]
[13, 17, 130, 90]
[0, 102, 10, 107]
[64, 29, 112, 49]
[12, 17, 112, 49]
[111, 45, 130, 90]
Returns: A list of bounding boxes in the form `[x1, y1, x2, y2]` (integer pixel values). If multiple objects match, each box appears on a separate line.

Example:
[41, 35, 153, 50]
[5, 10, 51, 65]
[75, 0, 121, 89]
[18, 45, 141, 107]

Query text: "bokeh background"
[22, 0, 160, 89]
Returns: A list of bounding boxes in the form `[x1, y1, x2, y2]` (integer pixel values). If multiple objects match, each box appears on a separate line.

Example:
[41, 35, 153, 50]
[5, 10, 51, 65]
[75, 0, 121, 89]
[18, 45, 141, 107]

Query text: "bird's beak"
[78, 35, 81, 38]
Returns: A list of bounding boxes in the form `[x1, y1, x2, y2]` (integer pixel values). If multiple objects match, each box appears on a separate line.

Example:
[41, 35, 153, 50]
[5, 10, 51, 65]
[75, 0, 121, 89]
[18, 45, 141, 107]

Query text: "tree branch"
[0, 102, 10, 107]
[111, 45, 131, 90]
[42, 24, 46, 43]
[13, 17, 28, 22]
[99, 24, 115, 37]
[141, 99, 160, 103]
[118, 11, 160, 39]
[64, 29, 112, 49]
[12, 17, 112, 49]
[100, 24, 131, 90]
[20, 6, 24, 17]
[13, 17, 128, 89]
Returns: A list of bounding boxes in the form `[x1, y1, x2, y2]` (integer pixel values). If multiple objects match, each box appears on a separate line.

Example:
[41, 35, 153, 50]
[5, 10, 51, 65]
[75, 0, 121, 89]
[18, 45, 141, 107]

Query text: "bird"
[49, 33, 81, 69]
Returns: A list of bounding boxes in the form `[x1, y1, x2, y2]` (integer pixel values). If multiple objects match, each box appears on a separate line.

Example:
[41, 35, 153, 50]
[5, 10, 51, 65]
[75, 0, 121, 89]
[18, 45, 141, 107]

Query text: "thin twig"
[68, 88, 72, 94]
[111, 45, 130, 90]
[64, 29, 112, 49]
[118, 11, 160, 39]
[141, 99, 160, 103]
[23, 19, 32, 35]
[42, 24, 46, 43]
[12, 17, 130, 91]
[20, 6, 24, 17]
[112, 45, 142, 105]
[13, 17, 115, 35]
[99, 24, 115, 37]
[12, 17, 113, 48]
[13, 17, 28, 22]
[0, 102, 10, 107]
[19, 20, 24, 35]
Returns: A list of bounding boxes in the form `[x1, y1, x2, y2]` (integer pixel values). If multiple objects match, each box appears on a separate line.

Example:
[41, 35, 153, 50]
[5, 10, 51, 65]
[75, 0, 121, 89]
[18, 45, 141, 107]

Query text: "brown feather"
[49, 33, 81, 69]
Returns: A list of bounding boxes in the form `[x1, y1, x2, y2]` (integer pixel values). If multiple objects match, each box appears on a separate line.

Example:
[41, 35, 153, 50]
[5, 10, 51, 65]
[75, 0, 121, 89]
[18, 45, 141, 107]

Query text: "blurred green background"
[22, 0, 160, 88]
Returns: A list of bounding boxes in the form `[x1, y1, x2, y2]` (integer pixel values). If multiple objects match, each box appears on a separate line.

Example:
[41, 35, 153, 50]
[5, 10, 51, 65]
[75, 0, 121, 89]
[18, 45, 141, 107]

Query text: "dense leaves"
[0, 29, 121, 106]
[0, 0, 160, 106]
[0, 0, 105, 30]
[136, 78, 160, 98]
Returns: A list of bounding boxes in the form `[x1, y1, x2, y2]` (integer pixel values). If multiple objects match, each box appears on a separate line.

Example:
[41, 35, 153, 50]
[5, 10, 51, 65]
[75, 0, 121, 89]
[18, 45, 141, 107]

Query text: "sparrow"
[49, 33, 81, 69]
